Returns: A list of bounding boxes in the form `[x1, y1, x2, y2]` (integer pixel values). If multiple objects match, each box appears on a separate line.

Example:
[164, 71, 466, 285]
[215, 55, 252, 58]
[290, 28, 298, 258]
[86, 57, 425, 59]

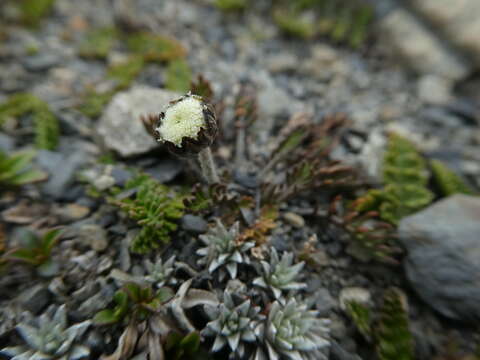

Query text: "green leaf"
[179, 332, 201, 355]
[214, 0, 248, 11]
[41, 229, 62, 253]
[107, 56, 145, 90]
[79, 27, 118, 59]
[0, 151, 36, 179]
[20, 0, 56, 26]
[126, 32, 186, 62]
[430, 159, 475, 197]
[156, 287, 174, 303]
[376, 288, 414, 360]
[6, 168, 47, 186]
[5, 248, 37, 264]
[112, 291, 129, 319]
[124, 282, 143, 303]
[93, 309, 121, 325]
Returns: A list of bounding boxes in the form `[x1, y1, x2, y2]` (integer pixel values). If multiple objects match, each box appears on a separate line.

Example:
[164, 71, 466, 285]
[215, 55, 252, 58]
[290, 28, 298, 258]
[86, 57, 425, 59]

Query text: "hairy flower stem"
[198, 147, 219, 184]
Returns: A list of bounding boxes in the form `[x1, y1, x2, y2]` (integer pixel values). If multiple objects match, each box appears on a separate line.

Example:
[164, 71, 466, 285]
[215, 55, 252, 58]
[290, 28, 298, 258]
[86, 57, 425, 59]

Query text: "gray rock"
[330, 341, 362, 360]
[97, 86, 180, 157]
[378, 8, 470, 80]
[76, 224, 109, 252]
[409, 0, 480, 62]
[313, 288, 336, 316]
[37, 149, 87, 199]
[417, 75, 453, 105]
[339, 287, 371, 311]
[398, 194, 480, 322]
[111, 167, 133, 187]
[283, 212, 305, 228]
[20, 285, 51, 314]
[22, 53, 61, 72]
[145, 158, 183, 183]
[181, 214, 208, 234]
[0, 133, 15, 152]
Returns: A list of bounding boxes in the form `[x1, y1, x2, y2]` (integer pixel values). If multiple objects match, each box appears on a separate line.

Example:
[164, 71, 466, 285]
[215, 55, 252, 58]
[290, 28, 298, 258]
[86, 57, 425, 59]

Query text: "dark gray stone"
[36, 148, 86, 199]
[181, 214, 207, 234]
[0, 133, 15, 152]
[111, 167, 133, 187]
[22, 53, 61, 72]
[398, 194, 480, 322]
[20, 285, 51, 314]
[314, 287, 336, 316]
[145, 158, 183, 183]
[330, 341, 362, 360]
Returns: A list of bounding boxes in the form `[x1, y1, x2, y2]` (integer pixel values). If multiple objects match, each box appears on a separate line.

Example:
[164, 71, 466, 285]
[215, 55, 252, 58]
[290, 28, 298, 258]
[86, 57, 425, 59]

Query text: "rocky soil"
[0, 0, 479, 359]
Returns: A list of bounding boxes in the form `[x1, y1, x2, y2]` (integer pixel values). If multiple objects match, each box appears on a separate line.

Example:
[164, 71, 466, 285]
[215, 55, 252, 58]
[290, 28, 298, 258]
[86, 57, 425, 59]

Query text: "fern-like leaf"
[113, 175, 185, 253]
[376, 288, 414, 360]
[0, 93, 59, 150]
[430, 159, 475, 197]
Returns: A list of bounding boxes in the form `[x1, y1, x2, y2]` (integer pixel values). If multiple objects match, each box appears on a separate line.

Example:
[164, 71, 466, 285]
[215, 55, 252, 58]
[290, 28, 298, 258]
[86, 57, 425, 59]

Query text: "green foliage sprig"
[0, 150, 46, 187]
[355, 134, 434, 225]
[345, 300, 372, 340]
[430, 159, 475, 196]
[126, 32, 186, 62]
[275, 0, 374, 47]
[166, 59, 192, 93]
[113, 174, 185, 253]
[93, 283, 174, 325]
[0, 93, 59, 150]
[3, 228, 61, 277]
[375, 288, 414, 360]
[164, 332, 206, 360]
[214, 0, 248, 12]
[79, 27, 118, 59]
[19, 0, 56, 26]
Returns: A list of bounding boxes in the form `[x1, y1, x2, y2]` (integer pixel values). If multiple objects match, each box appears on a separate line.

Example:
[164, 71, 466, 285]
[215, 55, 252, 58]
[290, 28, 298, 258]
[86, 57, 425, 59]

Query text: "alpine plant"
[197, 220, 255, 280]
[203, 291, 265, 359]
[254, 298, 331, 360]
[0, 305, 91, 360]
[253, 248, 306, 301]
[143, 255, 177, 288]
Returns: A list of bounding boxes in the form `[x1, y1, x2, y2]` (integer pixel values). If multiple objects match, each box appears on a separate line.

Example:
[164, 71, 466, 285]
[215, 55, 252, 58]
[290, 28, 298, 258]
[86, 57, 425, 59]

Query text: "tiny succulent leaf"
[253, 248, 306, 301]
[197, 220, 254, 281]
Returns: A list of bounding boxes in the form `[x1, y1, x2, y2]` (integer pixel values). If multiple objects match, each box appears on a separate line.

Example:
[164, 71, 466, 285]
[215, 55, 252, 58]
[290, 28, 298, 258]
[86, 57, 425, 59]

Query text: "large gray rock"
[409, 0, 480, 62]
[399, 195, 480, 322]
[97, 86, 180, 157]
[378, 8, 470, 80]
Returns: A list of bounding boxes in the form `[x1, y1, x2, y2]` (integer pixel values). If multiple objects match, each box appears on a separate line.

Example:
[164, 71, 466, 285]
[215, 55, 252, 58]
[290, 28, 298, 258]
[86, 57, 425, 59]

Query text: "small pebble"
[181, 214, 208, 233]
[339, 287, 371, 311]
[283, 212, 305, 228]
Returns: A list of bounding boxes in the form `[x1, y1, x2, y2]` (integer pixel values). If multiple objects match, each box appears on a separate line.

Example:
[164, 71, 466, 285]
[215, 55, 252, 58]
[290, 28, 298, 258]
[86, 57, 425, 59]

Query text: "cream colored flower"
[155, 95, 206, 147]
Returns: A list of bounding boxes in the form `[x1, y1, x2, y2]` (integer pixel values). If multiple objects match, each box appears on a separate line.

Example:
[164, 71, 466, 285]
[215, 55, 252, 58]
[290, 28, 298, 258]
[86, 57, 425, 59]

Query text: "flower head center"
[156, 96, 205, 147]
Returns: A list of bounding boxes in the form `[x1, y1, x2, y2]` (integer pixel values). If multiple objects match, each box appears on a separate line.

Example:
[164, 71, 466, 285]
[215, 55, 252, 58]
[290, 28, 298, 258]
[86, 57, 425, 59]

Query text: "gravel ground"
[1, 0, 479, 359]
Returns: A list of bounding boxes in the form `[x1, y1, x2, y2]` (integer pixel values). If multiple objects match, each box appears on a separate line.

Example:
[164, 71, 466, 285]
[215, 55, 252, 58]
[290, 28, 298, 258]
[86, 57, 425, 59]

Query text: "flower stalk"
[198, 147, 219, 184]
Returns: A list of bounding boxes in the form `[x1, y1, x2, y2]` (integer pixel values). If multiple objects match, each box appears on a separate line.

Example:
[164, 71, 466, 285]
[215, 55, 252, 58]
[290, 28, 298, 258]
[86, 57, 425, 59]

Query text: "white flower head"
[156, 94, 205, 147]
[151, 93, 218, 157]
